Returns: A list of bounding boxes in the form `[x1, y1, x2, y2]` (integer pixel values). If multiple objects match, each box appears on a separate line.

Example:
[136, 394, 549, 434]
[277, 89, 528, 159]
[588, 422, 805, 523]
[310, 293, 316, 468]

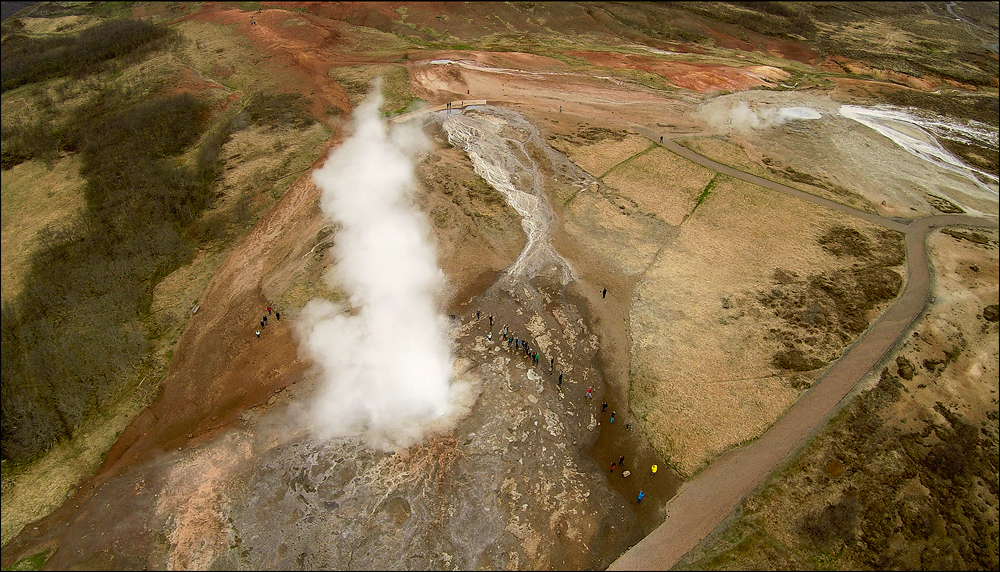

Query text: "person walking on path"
[637, 491, 645, 504]
[602, 288, 607, 298]
[255, 329, 260, 338]
[610, 411, 616, 423]
[263, 315, 267, 326]
[651, 464, 658, 476]
[488, 332, 492, 342]
[489, 315, 493, 327]
[267, 306, 272, 315]
[560, 373, 565, 385]
[476, 310, 481, 320]
[586, 386, 593, 399]
[619, 455, 625, 466]
[610, 462, 616, 473]
[602, 401, 608, 413]
[260, 319, 265, 329]
[275, 312, 280, 321]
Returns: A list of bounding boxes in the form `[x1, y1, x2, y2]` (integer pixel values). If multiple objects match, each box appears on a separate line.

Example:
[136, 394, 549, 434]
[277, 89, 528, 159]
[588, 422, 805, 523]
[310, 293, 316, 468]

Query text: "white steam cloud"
[701, 99, 821, 131]
[296, 80, 461, 450]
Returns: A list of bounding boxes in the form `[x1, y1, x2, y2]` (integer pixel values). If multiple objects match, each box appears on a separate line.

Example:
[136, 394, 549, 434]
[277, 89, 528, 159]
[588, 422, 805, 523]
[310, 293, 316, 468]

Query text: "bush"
[0, 92, 223, 463]
[1, 18, 169, 93]
[241, 92, 315, 129]
[800, 494, 861, 551]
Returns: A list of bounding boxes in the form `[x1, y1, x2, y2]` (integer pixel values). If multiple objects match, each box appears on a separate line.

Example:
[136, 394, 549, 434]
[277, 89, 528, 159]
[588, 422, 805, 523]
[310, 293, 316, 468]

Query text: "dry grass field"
[548, 129, 652, 179]
[602, 145, 715, 225]
[0, 157, 86, 301]
[629, 174, 904, 476]
[677, 226, 999, 570]
[675, 136, 776, 180]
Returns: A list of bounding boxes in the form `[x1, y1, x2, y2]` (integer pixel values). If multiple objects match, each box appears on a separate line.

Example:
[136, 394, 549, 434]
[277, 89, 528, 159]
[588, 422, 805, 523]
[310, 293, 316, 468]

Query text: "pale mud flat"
[690, 89, 999, 219]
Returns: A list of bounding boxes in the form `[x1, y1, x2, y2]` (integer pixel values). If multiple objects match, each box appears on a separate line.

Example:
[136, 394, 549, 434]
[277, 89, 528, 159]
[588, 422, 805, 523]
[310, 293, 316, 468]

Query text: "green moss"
[328, 64, 415, 114]
[2, 549, 53, 571]
[689, 174, 719, 215]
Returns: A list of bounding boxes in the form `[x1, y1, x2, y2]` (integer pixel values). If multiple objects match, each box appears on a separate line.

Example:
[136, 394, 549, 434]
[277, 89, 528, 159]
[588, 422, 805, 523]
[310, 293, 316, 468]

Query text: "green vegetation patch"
[692, 173, 719, 211]
[328, 64, 421, 115]
[2, 549, 53, 571]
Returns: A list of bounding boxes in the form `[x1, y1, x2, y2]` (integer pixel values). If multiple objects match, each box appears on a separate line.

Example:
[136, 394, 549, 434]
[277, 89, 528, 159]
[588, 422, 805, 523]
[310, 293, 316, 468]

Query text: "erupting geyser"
[296, 81, 458, 450]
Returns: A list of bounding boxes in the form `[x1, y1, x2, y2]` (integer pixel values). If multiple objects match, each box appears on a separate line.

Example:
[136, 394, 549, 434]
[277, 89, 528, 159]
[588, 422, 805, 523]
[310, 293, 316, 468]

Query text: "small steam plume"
[296, 80, 464, 450]
[701, 99, 821, 132]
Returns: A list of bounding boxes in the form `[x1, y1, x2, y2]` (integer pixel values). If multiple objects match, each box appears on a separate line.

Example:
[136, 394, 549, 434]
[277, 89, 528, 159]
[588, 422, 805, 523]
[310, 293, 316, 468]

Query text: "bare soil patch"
[568, 51, 793, 93]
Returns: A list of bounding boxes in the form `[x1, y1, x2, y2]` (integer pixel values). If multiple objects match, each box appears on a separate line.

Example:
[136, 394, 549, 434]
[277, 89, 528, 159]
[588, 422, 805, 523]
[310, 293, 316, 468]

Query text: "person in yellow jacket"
[651, 464, 658, 476]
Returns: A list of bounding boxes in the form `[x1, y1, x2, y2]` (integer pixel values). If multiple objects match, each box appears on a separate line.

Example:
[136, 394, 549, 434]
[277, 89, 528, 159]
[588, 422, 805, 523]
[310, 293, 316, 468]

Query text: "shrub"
[1, 19, 170, 93]
[0, 93, 223, 463]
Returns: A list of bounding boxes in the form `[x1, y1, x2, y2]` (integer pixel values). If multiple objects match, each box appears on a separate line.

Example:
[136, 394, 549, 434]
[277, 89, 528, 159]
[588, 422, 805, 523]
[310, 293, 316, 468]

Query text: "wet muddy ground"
[220, 273, 672, 569]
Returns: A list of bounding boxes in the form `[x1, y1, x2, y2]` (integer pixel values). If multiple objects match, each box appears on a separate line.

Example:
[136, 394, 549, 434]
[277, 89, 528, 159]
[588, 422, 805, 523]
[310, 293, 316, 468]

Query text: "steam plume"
[296, 80, 458, 450]
[701, 99, 821, 131]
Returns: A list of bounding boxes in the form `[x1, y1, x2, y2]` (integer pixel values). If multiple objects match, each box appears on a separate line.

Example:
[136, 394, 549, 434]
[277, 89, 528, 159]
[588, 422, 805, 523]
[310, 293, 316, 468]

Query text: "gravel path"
[609, 131, 999, 570]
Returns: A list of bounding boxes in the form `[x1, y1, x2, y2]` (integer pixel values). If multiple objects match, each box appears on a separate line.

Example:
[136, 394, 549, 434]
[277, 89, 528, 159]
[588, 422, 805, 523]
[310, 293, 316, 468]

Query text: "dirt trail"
[609, 135, 999, 570]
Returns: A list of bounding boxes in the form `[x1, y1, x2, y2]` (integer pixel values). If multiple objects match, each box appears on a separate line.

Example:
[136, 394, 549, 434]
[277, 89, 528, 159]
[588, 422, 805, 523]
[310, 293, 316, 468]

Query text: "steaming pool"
[778, 107, 822, 120]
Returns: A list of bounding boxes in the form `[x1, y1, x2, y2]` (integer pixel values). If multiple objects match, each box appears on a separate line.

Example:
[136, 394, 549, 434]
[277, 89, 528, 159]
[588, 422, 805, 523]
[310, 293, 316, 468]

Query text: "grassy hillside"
[0, 4, 326, 464]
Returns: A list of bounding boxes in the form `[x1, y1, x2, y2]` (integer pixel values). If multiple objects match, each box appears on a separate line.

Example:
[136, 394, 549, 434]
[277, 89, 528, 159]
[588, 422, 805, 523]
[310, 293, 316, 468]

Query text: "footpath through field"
[610, 129, 999, 570]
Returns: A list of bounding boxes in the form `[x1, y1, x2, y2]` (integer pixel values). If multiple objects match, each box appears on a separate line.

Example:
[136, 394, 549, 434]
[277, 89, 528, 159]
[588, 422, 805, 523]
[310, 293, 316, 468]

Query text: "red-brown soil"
[569, 50, 792, 92]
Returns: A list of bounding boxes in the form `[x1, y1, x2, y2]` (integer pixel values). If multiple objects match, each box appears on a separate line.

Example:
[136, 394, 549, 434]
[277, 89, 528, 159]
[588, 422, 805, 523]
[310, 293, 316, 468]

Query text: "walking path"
[389, 99, 488, 124]
[610, 131, 998, 570]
